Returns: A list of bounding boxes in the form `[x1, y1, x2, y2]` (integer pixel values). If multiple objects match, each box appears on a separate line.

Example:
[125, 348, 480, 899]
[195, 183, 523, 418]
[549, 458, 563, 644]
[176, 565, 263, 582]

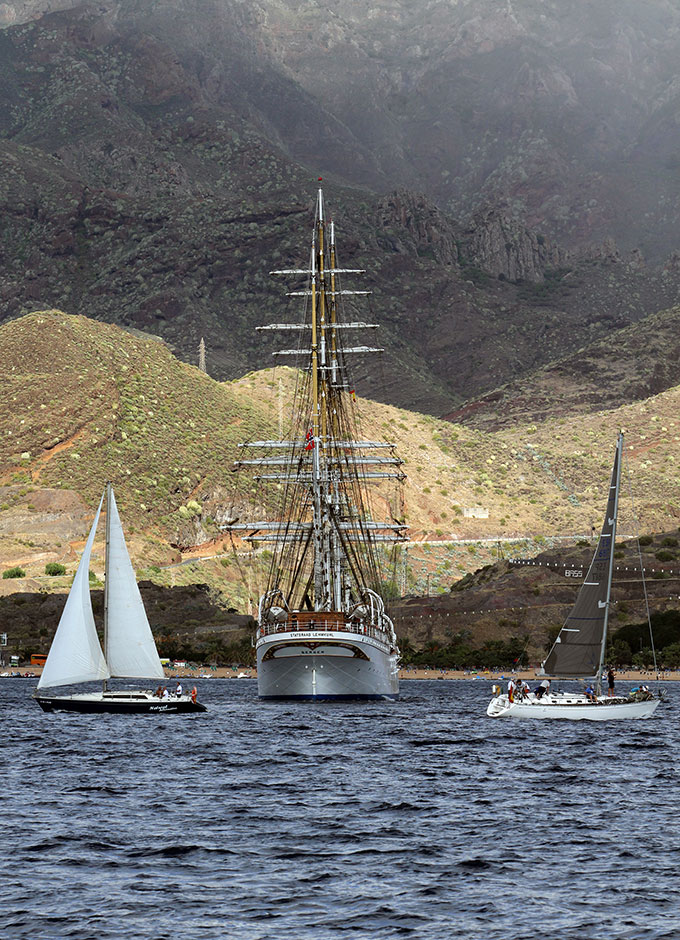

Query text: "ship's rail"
[257, 619, 392, 645]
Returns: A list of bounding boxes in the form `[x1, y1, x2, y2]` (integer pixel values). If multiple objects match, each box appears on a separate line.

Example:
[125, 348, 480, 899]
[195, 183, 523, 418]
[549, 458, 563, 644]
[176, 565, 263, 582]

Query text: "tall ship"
[226, 187, 406, 700]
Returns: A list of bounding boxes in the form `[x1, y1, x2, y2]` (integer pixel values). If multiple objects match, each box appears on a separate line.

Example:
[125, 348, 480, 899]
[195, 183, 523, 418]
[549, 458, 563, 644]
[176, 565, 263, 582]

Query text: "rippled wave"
[1, 678, 678, 939]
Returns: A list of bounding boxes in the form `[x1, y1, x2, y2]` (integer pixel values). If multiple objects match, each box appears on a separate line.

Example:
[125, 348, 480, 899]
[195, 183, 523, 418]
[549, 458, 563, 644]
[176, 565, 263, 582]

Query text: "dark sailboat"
[488, 433, 659, 719]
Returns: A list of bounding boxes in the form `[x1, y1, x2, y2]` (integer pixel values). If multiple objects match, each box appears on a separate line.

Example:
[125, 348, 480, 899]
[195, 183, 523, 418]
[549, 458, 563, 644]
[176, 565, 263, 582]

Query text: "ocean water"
[1, 677, 679, 940]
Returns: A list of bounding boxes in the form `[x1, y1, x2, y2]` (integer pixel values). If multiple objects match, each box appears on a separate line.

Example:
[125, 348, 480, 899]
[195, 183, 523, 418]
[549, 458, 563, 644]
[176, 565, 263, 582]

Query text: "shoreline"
[7, 666, 674, 682]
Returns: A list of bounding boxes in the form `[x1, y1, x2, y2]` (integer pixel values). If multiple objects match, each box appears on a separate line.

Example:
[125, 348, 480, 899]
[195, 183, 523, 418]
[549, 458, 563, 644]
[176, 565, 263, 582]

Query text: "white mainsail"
[105, 489, 164, 680]
[38, 496, 110, 689]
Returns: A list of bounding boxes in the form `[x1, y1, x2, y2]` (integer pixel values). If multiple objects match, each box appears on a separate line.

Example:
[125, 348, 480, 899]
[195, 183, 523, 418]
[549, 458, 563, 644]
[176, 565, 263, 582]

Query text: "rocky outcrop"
[464, 208, 567, 283]
[375, 190, 461, 266]
[0, 0, 79, 27]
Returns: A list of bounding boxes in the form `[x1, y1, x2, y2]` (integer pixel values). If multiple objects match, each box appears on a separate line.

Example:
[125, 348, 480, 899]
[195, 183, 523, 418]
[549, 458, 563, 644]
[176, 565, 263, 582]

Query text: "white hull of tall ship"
[256, 625, 399, 700]
[487, 692, 659, 720]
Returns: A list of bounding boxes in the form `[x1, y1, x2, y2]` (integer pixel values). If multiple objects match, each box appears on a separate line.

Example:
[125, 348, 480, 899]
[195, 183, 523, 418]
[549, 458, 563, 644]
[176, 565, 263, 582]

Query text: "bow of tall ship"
[225, 188, 406, 700]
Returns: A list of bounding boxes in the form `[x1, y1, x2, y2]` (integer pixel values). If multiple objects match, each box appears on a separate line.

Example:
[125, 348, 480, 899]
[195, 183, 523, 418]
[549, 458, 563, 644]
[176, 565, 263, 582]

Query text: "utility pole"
[198, 337, 206, 373]
[278, 378, 284, 439]
[400, 547, 408, 595]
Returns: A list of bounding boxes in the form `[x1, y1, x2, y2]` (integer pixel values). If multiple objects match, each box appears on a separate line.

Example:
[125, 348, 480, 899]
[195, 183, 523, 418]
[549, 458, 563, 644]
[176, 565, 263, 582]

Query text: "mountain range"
[1, 0, 680, 418]
[2, 1, 680, 657]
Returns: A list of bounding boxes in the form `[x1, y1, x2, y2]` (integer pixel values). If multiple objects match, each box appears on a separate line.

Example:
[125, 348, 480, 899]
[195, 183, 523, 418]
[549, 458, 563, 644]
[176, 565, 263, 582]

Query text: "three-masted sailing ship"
[226, 188, 406, 700]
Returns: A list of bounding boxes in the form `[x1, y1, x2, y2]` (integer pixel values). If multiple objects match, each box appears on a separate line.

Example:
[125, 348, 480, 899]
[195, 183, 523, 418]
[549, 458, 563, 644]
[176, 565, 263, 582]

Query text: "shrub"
[45, 563, 66, 576]
[3, 567, 25, 579]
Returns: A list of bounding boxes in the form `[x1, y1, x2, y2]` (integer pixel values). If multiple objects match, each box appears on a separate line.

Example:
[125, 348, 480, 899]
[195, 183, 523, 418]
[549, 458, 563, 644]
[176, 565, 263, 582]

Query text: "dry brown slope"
[444, 305, 680, 431]
[0, 309, 274, 546]
[1, 309, 679, 592]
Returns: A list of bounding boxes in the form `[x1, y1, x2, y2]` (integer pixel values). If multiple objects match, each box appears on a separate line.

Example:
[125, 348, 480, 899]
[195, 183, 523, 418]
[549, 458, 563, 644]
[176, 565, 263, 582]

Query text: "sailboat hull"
[487, 692, 659, 720]
[34, 691, 207, 714]
[256, 630, 399, 700]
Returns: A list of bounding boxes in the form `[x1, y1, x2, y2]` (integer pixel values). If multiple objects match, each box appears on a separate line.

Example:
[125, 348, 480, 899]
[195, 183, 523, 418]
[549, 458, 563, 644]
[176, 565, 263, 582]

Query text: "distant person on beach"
[607, 668, 615, 697]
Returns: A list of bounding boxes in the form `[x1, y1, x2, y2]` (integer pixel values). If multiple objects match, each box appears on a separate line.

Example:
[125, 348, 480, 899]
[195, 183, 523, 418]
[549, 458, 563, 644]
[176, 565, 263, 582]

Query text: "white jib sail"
[105, 489, 164, 680]
[38, 495, 110, 689]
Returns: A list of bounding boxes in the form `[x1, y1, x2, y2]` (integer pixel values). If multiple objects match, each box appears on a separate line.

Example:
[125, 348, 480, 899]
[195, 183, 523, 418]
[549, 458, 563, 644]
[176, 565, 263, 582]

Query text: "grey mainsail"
[542, 434, 622, 679]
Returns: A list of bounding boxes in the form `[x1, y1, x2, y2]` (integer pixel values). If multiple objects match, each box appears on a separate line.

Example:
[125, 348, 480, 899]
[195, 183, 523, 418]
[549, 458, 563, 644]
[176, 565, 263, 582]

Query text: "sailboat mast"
[597, 432, 623, 694]
[102, 481, 112, 693]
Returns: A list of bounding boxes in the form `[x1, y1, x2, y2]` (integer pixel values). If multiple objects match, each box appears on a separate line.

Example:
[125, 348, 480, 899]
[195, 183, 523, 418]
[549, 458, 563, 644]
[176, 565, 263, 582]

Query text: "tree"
[632, 648, 655, 670]
[660, 642, 680, 669]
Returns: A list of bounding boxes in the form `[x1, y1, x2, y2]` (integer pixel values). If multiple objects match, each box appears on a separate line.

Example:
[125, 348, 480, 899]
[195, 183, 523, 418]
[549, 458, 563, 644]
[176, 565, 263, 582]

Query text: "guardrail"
[256, 620, 390, 644]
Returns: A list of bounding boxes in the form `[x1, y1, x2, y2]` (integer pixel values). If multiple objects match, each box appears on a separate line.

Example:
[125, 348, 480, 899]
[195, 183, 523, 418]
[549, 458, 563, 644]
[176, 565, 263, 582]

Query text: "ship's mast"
[225, 187, 407, 620]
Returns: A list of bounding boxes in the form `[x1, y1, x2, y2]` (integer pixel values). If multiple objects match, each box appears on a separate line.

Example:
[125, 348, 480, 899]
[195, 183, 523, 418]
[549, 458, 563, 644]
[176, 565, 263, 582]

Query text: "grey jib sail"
[542, 437, 622, 678]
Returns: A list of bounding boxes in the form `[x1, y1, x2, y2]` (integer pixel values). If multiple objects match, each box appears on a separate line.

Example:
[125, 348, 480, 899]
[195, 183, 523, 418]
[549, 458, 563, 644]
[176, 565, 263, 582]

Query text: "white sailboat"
[34, 484, 206, 714]
[488, 432, 660, 720]
[225, 188, 405, 700]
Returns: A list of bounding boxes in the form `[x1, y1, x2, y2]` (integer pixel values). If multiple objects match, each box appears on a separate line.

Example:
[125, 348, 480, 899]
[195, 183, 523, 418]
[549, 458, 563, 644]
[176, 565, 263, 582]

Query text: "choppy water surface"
[2, 678, 679, 939]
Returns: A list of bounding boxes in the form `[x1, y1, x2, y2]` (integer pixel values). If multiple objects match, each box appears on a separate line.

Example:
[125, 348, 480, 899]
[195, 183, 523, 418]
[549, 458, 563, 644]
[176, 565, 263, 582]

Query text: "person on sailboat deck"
[175, 682, 183, 697]
[162, 687, 170, 700]
[507, 678, 516, 703]
[607, 668, 616, 697]
[585, 685, 597, 703]
[534, 678, 550, 699]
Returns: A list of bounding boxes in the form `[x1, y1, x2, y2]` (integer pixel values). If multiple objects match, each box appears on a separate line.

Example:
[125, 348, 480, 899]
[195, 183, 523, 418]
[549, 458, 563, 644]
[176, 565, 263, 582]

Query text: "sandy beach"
[6, 665, 674, 682]
[162, 666, 676, 682]
[13, 666, 675, 681]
